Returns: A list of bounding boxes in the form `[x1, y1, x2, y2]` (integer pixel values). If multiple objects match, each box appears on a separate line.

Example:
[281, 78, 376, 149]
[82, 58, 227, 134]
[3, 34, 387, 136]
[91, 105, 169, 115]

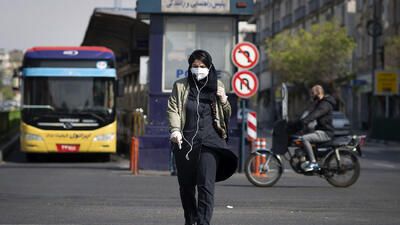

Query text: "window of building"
[341, 3, 346, 25]
[274, 4, 281, 21]
[265, 8, 271, 27]
[395, 0, 400, 24]
[356, 0, 363, 12]
[162, 16, 235, 92]
[366, 35, 372, 56]
[382, 1, 389, 29]
[355, 36, 362, 57]
[285, 0, 293, 15]
[260, 14, 266, 30]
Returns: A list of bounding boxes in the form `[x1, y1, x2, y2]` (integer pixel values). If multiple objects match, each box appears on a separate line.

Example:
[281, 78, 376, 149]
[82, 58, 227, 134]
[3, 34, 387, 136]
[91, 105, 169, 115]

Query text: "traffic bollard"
[130, 137, 139, 175]
[252, 138, 267, 178]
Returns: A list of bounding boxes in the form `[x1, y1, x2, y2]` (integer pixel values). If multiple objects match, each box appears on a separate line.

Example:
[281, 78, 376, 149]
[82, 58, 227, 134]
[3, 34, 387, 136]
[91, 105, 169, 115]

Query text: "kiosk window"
[163, 16, 235, 92]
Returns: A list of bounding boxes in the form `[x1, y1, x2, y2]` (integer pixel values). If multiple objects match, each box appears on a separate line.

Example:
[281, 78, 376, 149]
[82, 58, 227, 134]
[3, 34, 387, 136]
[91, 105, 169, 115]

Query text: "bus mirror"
[117, 79, 124, 97]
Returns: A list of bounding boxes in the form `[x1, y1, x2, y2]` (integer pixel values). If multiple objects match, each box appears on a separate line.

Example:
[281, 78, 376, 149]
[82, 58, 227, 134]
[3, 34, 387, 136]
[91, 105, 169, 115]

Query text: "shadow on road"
[2, 144, 128, 171]
[220, 184, 332, 189]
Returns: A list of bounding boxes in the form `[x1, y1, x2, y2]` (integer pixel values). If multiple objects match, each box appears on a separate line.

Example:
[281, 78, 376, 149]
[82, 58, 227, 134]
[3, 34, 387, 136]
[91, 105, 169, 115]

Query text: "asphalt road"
[0, 143, 400, 225]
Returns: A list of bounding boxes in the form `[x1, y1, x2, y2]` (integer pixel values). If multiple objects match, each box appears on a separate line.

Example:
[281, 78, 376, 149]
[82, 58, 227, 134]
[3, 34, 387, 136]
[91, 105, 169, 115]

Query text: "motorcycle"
[244, 84, 366, 188]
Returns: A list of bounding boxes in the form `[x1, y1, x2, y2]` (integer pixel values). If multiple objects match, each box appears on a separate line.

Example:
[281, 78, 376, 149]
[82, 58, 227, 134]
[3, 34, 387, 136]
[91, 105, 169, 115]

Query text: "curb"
[366, 138, 400, 147]
[0, 134, 20, 163]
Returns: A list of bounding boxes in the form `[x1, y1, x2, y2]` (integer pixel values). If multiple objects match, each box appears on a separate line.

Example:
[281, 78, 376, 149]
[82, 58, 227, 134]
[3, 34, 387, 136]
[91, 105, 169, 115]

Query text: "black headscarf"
[187, 50, 217, 103]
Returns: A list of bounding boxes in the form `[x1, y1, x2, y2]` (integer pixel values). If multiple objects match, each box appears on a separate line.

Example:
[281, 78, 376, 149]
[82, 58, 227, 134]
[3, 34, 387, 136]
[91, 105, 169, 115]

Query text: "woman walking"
[167, 50, 238, 225]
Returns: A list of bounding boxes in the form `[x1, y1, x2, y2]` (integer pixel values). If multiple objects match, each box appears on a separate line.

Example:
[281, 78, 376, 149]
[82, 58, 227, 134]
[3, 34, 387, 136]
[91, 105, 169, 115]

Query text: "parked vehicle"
[333, 111, 350, 136]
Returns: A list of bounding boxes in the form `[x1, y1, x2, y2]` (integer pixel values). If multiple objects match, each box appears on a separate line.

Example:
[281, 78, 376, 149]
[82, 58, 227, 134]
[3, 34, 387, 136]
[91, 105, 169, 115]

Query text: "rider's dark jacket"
[301, 95, 336, 138]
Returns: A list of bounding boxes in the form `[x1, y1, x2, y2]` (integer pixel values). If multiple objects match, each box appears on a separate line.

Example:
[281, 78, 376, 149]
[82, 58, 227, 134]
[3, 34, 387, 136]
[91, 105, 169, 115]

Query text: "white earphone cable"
[181, 66, 210, 160]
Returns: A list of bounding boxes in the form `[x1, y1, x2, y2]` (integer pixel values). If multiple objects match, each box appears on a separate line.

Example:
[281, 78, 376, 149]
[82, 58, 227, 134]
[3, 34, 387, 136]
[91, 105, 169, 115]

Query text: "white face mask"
[191, 67, 209, 81]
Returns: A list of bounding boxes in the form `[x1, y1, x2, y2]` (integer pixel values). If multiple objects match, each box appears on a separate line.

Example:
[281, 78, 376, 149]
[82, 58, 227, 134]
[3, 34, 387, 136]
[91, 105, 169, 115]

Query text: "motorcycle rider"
[300, 85, 336, 171]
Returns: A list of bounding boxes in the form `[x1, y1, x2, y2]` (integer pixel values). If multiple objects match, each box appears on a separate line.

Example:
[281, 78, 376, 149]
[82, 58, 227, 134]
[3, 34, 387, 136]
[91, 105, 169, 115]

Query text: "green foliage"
[266, 20, 356, 89]
[385, 36, 400, 70]
[0, 110, 20, 140]
[1, 86, 15, 100]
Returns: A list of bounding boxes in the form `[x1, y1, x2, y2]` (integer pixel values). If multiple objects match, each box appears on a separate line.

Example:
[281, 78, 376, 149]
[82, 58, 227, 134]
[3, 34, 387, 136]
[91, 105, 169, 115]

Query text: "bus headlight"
[93, 133, 115, 142]
[24, 133, 43, 141]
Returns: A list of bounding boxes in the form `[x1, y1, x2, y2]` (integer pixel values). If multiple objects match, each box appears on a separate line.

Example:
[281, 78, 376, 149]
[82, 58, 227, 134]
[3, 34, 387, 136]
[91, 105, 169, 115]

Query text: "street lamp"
[366, 0, 382, 127]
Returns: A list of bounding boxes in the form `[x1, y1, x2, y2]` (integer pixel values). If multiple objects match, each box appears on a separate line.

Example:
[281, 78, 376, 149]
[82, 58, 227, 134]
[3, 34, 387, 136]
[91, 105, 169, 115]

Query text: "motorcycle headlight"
[24, 133, 43, 141]
[93, 133, 115, 142]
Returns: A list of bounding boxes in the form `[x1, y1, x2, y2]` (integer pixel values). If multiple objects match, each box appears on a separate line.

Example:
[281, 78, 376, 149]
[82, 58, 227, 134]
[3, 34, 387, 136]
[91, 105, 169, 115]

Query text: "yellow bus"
[20, 46, 117, 160]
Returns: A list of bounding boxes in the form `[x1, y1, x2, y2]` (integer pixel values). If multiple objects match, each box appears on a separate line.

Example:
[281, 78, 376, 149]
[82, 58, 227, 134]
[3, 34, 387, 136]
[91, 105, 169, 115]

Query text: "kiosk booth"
[137, 0, 253, 170]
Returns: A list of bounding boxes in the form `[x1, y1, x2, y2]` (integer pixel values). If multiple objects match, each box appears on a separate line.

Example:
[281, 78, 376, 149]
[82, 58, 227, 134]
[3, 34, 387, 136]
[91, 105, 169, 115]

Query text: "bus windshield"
[22, 77, 115, 127]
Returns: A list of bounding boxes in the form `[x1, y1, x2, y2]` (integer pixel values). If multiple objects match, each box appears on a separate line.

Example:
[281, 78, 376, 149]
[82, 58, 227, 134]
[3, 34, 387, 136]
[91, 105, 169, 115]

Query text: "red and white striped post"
[247, 112, 257, 141]
[248, 112, 257, 174]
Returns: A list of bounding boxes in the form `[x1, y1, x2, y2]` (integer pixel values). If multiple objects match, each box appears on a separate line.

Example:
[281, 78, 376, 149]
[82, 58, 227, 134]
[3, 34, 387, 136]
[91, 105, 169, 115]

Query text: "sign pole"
[385, 95, 389, 118]
[240, 99, 246, 172]
[231, 41, 259, 173]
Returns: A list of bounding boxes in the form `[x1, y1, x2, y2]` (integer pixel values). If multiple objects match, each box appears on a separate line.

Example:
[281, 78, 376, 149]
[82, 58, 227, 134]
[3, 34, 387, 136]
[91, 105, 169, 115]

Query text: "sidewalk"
[365, 138, 400, 148]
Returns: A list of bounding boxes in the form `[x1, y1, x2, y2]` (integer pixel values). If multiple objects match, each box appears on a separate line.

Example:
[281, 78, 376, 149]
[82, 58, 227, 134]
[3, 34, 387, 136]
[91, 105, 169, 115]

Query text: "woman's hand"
[216, 87, 228, 104]
[170, 131, 182, 149]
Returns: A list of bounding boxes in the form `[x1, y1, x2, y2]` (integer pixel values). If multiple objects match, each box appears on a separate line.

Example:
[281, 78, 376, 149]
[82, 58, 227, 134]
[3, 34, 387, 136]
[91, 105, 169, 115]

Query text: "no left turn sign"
[231, 42, 259, 69]
[232, 71, 259, 98]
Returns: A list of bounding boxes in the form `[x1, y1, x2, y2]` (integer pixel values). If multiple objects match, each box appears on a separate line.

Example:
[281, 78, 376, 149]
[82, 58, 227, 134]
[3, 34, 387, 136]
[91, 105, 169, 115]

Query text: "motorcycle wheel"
[324, 150, 360, 187]
[245, 151, 283, 187]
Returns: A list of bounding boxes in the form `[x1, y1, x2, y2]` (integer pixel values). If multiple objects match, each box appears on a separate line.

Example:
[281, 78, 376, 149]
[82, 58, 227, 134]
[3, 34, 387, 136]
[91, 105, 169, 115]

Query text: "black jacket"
[301, 95, 336, 138]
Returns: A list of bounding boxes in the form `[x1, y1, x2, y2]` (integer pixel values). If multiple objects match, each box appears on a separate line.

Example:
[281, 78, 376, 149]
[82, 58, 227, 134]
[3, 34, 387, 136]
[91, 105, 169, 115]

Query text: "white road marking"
[373, 162, 397, 169]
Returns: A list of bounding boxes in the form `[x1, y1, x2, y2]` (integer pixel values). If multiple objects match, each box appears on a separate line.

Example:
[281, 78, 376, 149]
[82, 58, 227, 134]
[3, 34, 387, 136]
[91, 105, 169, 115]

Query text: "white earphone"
[181, 65, 212, 160]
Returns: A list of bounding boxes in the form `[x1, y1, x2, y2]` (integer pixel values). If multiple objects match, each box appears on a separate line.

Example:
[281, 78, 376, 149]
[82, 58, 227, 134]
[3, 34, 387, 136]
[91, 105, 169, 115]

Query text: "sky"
[0, 0, 136, 52]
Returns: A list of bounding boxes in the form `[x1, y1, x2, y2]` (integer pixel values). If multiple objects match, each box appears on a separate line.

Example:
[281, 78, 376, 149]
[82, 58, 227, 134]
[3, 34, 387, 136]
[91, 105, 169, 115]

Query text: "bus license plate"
[56, 144, 80, 152]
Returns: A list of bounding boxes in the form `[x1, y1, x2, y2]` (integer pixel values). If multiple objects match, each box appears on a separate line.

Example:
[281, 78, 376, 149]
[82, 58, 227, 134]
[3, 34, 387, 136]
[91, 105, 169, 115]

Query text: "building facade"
[247, 0, 356, 128]
[248, 0, 399, 130]
[351, 0, 400, 129]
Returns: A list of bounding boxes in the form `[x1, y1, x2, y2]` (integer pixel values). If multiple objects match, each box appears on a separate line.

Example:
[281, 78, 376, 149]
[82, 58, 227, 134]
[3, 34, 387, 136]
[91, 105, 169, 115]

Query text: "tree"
[385, 35, 400, 70]
[266, 20, 356, 94]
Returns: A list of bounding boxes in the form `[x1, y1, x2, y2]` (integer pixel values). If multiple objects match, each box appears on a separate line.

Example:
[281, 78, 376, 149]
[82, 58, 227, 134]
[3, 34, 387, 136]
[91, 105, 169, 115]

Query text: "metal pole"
[372, 0, 377, 93]
[370, 0, 378, 129]
[240, 99, 246, 172]
[270, 0, 276, 123]
[385, 95, 389, 118]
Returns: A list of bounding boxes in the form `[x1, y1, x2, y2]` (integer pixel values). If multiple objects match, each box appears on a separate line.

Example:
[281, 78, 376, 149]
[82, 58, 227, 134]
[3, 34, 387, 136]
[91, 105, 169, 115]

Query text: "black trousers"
[175, 146, 219, 225]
